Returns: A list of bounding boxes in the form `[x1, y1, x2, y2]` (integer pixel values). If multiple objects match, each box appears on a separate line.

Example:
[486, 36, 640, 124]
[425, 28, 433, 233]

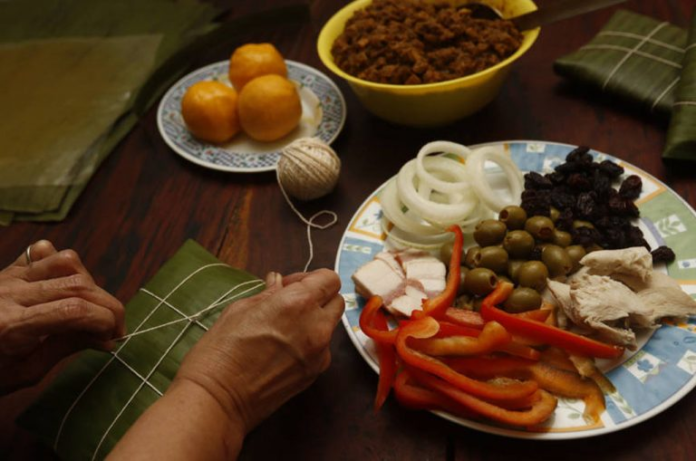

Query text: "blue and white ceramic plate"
[335, 140, 696, 439]
[157, 60, 346, 173]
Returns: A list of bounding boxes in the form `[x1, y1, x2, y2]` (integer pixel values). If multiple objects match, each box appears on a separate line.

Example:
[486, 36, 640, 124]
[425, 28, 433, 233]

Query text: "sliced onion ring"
[464, 146, 523, 212]
[397, 159, 478, 225]
[415, 141, 472, 194]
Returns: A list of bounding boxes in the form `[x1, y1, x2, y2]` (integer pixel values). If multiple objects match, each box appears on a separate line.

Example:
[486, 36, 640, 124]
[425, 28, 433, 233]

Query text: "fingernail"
[266, 272, 278, 287]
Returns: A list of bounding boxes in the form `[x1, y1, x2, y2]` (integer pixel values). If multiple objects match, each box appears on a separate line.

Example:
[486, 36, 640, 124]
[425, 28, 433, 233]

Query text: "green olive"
[517, 261, 549, 292]
[463, 268, 498, 297]
[572, 220, 595, 229]
[477, 246, 509, 274]
[464, 246, 481, 269]
[503, 287, 542, 313]
[525, 216, 556, 241]
[497, 274, 513, 285]
[473, 219, 508, 247]
[550, 207, 560, 223]
[507, 259, 525, 283]
[503, 230, 535, 259]
[440, 241, 464, 264]
[552, 229, 573, 248]
[457, 266, 470, 295]
[566, 245, 586, 273]
[541, 244, 573, 277]
[499, 206, 527, 230]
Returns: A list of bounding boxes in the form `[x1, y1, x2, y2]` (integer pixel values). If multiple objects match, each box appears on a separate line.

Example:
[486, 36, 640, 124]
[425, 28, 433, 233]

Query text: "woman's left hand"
[0, 240, 125, 395]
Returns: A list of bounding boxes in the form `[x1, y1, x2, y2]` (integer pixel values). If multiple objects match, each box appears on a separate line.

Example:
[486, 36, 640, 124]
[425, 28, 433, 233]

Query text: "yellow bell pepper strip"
[409, 321, 511, 357]
[359, 295, 398, 345]
[480, 282, 625, 360]
[436, 321, 540, 361]
[567, 353, 616, 394]
[446, 356, 606, 424]
[413, 225, 463, 320]
[395, 316, 538, 403]
[393, 370, 475, 418]
[372, 306, 398, 412]
[409, 367, 558, 427]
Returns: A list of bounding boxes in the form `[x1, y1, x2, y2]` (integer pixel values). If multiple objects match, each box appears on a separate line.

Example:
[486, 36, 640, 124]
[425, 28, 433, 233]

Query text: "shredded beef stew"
[331, 0, 523, 85]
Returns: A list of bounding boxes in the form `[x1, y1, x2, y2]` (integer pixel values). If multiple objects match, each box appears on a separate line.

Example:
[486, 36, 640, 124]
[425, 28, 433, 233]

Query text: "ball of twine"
[277, 137, 341, 201]
[275, 137, 340, 272]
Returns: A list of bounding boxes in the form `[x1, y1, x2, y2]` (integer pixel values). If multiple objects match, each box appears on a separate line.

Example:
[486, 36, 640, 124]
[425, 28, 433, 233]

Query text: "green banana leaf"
[664, 12, 696, 161]
[0, 0, 220, 219]
[554, 10, 687, 116]
[17, 240, 265, 461]
[0, 36, 162, 212]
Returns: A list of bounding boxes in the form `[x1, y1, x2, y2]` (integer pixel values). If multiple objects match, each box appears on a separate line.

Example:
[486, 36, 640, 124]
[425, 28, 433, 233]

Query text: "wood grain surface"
[1, 0, 695, 460]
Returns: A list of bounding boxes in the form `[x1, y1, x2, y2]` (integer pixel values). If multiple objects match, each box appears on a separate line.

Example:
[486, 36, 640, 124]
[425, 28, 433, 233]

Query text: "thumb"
[264, 272, 284, 293]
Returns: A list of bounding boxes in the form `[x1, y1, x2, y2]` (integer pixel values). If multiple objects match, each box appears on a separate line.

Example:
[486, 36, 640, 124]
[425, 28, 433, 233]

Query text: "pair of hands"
[0, 241, 125, 395]
[1, 240, 345, 440]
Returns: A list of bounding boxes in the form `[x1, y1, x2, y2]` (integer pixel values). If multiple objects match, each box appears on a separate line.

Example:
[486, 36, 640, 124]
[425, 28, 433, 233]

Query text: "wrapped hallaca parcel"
[18, 240, 265, 461]
[554, 9, 696, 162]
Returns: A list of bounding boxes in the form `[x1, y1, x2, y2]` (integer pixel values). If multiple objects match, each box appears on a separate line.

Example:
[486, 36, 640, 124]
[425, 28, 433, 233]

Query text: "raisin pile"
[520, 146, 675, 263]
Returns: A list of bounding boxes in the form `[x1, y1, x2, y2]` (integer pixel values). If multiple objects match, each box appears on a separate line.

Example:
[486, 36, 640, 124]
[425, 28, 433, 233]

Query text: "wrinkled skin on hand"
[0, 240, 125, 394]
[175, 268, 345, 434]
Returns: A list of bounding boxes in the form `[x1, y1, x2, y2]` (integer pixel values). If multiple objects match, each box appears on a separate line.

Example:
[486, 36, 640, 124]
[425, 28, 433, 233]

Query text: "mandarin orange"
[237, 74, 302, 142]
[228, 43, 287, 90]
[181, 81, 240, 144]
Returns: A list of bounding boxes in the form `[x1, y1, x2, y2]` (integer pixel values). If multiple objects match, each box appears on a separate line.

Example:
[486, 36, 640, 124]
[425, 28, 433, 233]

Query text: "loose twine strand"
[276, 168, 338, 272]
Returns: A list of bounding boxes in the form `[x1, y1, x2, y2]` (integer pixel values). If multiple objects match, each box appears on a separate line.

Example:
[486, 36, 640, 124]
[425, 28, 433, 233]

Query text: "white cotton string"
[91, 282, 251, 460]
[652, 77, 681, 111]
[54, 263, 229, 450]
[597, 31, 685, 53]
[583, 44, 682, 69]
[602, 22, 670, 90]
[276, 168, 338, 272]
[109, 353, 163, 397]
[114, 280, 265, 341]
[674, 101, 696, 107]
[139, 288, 210, 332]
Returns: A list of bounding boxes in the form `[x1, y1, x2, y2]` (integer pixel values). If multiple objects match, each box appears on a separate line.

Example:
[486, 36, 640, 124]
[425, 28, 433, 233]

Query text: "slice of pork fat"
[352, 259, 405, 305]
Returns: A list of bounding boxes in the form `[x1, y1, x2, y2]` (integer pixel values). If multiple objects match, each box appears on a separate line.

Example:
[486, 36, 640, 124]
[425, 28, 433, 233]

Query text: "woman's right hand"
[174, 268, 345, 434]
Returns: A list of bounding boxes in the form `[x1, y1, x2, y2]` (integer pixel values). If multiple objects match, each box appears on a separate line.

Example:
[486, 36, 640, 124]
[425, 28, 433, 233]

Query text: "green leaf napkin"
[17, 240, 265, 461]
[664, 11, 696, 161]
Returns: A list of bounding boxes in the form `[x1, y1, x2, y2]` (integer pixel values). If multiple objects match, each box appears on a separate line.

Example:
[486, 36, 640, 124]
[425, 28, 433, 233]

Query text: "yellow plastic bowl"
[317, 0, 539, 127]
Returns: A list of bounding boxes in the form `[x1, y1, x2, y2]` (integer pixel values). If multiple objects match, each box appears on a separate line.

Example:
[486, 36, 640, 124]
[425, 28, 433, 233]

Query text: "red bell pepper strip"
[480, 282, 625, 360]
[436, 321, 540, 361]
[359, 296, 398, 345]
[413, 225, 463, 319]
[372, 307, 397, 412]
[409, 367, 558, 427]
[409, 321, 511, 357]
[513, 307, 552, 323]
[446, 356, 606, 423]
[443, 308, 485, 329]
[395, 317, 538, 403]
[393, 370, 474, 418]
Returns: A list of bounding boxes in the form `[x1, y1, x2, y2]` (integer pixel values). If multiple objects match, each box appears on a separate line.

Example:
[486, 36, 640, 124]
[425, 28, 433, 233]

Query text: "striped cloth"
[554, 9, 696, 161]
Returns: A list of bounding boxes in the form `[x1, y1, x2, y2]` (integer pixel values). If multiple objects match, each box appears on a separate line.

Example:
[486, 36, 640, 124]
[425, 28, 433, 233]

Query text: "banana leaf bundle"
[17, 240, 265, 461]
[554, 9, 696, 162]
[0, 0, 219, 224]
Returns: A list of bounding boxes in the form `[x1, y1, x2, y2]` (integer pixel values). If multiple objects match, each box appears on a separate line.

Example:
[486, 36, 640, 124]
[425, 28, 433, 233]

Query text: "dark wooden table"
[2, 0, 695, 459]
